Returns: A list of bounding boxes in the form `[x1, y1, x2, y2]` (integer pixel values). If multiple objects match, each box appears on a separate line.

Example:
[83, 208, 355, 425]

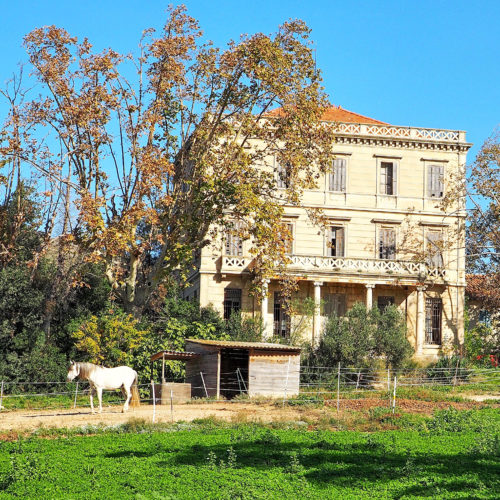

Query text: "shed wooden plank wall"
[248, 351, 300, 397]
[185, 342, 219, 398]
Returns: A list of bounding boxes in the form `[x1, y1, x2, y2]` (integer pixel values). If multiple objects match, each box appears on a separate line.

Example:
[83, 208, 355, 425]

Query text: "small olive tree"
[309, 302, 412, 370]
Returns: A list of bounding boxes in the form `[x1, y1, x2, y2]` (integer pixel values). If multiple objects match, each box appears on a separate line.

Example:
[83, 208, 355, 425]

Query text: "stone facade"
[185, 107, 470, 362]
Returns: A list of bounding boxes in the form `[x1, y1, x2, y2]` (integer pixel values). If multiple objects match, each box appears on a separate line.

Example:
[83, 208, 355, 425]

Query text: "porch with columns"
[256, 278, 453, 360]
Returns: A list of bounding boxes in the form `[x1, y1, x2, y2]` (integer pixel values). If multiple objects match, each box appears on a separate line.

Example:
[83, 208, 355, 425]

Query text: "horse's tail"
[130, 372, 141, 407]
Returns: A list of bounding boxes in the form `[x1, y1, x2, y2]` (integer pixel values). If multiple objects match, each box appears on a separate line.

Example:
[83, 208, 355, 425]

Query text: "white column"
[261, 279, 270, 339]
[365, 284, 375, 310]
[313, 281, 323, 345]
[416, 286, 426, 355]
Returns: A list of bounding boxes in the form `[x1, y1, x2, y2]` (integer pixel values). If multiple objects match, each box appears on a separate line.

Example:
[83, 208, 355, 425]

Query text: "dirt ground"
[0, 397, 497, 434]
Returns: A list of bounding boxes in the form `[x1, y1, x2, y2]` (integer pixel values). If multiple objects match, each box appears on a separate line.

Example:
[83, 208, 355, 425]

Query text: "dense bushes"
[308, 302, 413, 371]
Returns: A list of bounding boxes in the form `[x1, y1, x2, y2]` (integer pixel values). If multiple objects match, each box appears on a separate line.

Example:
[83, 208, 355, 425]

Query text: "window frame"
[323, 293, 347, 317]
[273, 292, 290, 338]
[223, 288, 242, 320]
[427, 164, 445, 199]
[425, 297, 442, 345]
[379, 160, 398, 196]
[328, 225, 346, 257]
[329, 158, 347, 192]
[378, 226, 397, 260]
[425, 229, 444, 268]
[225, 223, 243, 256]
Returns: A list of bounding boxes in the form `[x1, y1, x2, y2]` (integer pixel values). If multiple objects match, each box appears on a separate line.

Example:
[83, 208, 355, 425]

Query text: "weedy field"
[0, 408, 498, 499]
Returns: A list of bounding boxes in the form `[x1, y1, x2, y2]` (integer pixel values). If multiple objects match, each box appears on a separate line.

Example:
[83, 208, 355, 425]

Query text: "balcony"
[220, 254, 446, 281]
[288, 255, 445, 280]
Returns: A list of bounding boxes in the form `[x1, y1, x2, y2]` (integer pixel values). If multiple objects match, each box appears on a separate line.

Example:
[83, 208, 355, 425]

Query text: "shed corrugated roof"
[186, 339, 301, 352]
[151, 350, 201, 362]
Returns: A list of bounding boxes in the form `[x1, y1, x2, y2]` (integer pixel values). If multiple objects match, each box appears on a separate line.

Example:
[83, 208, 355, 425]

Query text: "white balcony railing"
[221, 254, 446, 280]
[336, 122, 465, 143]
[288, 255, 445, 279]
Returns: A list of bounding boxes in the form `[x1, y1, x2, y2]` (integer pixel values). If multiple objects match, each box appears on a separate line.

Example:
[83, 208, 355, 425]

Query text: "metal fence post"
[392, 375, 397, 414]
[151, 381, 156, 423]
[73, 381, 79, 409]
[337, 362, 341, 412]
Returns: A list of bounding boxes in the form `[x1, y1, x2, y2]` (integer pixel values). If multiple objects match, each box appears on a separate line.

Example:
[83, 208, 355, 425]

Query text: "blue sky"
[1, 0, 498, 161]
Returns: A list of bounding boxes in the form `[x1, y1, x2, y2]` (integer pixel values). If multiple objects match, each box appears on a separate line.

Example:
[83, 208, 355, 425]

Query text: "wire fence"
[0, 367, 498, 418]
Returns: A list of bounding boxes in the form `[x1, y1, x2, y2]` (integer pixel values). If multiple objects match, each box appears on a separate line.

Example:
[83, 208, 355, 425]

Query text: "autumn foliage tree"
[0, 6, 335, 315]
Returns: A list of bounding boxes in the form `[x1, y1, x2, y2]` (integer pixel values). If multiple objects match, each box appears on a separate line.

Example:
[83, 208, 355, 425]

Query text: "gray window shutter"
[337, 227, 345, 257]
[380, 164, 386, 194]
[392, 163, 397, 196]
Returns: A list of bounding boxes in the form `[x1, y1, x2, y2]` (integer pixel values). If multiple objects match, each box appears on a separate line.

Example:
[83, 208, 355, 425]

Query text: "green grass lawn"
[0, 409, 498, 499]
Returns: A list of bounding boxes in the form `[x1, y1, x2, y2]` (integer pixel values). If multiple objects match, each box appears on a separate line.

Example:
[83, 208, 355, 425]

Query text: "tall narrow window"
[225, 224, 243, 256]
[428, 165, 444, 198]
[329, 226, 345, 257]
[425, 298, 442, 344]
[324, 293, 347, 317]
[273, 292, 290, 338]
[377, 296, 395, 311]
[224, 288, 242, 320]
[426, 231, 444, 267]
[282, 223, 294, 255]
[379, 227, 396, 260]
[276, 161, 290, 188]
[380, 161, 397, 195]
[329, 158, 347, 192]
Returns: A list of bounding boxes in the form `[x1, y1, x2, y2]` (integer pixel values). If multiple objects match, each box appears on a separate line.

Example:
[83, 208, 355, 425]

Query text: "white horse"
[67, 361, 140, 414]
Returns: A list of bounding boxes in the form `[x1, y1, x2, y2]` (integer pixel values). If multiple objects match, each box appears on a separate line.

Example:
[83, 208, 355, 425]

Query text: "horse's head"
[67, 361, 80, 381]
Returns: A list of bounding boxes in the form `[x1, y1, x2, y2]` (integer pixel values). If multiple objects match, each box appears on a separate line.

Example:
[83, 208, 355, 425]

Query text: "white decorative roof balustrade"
[336, 122, 467, 146]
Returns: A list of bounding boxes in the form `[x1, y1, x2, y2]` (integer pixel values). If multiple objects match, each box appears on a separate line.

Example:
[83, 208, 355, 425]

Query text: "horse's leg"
[90, 386, 95, 414]
[123, 384, 131, 413]
[97, 387, 103, 413]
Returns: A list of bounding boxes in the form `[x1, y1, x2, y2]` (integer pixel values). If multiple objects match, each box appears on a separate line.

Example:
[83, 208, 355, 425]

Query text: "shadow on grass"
[104, 432, 499, 497]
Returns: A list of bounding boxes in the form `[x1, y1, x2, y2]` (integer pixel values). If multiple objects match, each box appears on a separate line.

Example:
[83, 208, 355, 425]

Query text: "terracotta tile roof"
[466, 273, 500, 306]
[266, 105, 387, 125]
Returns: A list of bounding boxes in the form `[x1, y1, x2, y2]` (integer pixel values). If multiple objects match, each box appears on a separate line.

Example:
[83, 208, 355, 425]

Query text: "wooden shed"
[183, 339, 301, 399]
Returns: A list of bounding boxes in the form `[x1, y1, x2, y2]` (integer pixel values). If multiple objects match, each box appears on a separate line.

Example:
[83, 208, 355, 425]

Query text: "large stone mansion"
[185, 106, 471, 361]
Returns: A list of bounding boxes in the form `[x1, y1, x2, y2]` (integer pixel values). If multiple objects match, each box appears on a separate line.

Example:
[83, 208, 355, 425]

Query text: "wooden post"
[337, 362, 341, 412]
[200, 372, 209, 398]
[387, 369, 391, 408]
[0, 380, 4, 410]
[356, 370, 361, 390]
[162, 353, 166, 383]
[170, 389, 174, 423]
[73, 381, 79, 409]
[392, 375, 397, 414]
[282, 356, 291, 407]
[151, 381, 156, 423]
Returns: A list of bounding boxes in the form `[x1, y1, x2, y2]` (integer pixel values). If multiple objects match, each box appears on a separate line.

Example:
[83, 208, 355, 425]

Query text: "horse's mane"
[77, 362, 99, 378]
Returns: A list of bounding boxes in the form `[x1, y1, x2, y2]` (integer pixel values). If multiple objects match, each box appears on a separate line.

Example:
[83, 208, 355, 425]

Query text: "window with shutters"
[425, 298, 442, 344]
[273, 292, 290, 338]
[379, 227, 396, 260]
[380, 161, 397, 195]
[426, 231, 444, 267]
[377, 296, 395, 311]
[276, 161, 291, 188]
[225, 224, 243, 256]
[282, 223, 294, 255]
[224, 288, 242, 320]
[428, 165, 444, 198]
[329, 158, 347, 192]
[324, 293, 347, 317]
[329, 226, 345, 257]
